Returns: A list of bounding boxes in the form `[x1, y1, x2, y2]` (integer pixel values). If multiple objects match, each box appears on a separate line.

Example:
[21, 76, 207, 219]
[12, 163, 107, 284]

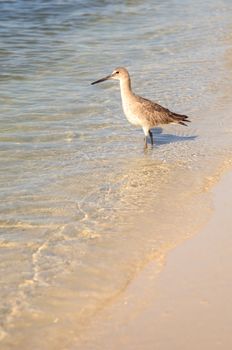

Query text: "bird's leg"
[149, 130, 153, 146]
[144, 136, 148, 149]
[142, 127, 149, 149]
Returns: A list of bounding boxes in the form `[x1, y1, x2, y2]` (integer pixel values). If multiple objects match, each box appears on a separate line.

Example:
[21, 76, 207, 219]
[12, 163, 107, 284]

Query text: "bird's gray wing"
[135, 95, 174, 124]
[135, 95, 190, 126]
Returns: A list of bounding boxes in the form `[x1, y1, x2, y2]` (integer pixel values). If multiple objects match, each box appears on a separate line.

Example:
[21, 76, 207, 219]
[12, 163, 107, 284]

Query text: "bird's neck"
[119, 77, 133, 102]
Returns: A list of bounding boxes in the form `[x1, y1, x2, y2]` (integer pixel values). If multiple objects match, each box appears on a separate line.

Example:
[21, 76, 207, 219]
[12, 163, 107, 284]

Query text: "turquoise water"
[1, 1, 232, 349]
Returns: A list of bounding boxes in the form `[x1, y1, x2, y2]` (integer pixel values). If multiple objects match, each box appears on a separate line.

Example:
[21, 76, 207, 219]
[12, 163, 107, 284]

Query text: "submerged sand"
[79, 169, 232, 350]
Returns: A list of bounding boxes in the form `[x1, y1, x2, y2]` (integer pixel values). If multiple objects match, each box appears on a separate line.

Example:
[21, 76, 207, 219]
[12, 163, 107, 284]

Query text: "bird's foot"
[143, 135, 154, 150]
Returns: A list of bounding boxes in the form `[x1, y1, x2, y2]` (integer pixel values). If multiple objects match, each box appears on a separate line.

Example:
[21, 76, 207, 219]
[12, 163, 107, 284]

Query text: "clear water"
[1, 0, 232, 349]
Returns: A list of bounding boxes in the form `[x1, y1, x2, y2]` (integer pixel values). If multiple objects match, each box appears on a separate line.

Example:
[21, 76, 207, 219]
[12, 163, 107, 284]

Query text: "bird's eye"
[116, 71, 119, 74]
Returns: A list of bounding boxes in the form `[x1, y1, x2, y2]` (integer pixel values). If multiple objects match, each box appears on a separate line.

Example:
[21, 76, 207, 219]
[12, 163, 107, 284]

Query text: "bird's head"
[91, 67, 129, 85]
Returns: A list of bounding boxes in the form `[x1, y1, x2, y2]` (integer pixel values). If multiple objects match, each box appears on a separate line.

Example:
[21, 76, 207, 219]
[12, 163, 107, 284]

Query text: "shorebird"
[91, 67, 190, 148]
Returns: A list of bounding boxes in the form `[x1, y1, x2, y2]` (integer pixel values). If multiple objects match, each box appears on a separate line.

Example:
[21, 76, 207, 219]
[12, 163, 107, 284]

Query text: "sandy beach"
[79, 168, 232, 350]
[1, 2, 232, 349]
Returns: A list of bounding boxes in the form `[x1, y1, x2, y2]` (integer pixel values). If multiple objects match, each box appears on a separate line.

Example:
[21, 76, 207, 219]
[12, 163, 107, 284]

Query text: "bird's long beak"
[91, 74, 112, 85]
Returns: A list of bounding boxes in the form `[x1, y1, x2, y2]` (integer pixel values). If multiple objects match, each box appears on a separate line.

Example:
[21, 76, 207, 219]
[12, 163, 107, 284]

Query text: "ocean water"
[1, 0, 232, 349]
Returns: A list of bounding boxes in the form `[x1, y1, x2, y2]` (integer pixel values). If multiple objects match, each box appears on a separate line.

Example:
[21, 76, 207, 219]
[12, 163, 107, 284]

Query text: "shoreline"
[79, 168, 232, 350]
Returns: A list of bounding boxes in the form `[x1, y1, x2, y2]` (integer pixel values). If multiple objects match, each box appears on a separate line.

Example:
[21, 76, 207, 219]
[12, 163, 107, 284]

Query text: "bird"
[91, 67, 190, 149]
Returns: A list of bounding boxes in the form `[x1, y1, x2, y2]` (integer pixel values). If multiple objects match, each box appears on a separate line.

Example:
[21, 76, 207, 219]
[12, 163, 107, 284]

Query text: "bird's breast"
[122, 101, 142, 127]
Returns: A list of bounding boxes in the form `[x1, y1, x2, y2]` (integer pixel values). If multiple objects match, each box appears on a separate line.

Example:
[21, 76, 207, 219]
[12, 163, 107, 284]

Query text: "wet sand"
[80, 169, 232, 350]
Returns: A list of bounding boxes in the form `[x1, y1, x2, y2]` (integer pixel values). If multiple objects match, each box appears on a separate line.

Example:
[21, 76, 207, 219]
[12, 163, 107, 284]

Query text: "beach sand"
[80, 169, 232, 350]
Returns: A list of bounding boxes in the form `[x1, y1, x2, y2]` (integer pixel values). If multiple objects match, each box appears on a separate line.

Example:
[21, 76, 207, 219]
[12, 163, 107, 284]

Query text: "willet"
[91, 67, 190, 148]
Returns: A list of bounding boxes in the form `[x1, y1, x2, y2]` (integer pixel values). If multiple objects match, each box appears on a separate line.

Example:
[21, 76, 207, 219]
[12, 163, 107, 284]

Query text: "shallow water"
[1, 0, 232, 349]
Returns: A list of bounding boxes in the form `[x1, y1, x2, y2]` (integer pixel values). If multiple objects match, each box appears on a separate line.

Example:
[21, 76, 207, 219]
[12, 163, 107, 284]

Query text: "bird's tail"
[171, 112, 190, 126]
